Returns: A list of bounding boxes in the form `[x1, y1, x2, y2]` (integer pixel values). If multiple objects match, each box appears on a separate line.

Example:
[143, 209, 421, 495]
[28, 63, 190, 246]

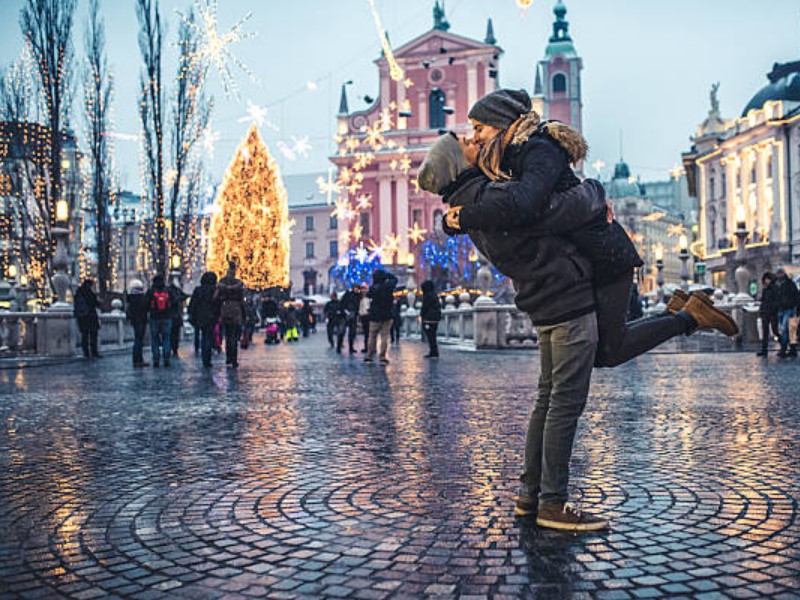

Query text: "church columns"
[466, 58, 478, 110]
[396, 177, 409, 261]
[378, 175, 392, 246]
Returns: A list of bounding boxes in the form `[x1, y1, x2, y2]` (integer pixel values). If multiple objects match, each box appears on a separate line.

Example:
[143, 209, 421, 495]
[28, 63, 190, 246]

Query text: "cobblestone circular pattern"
[1, 339, 799, 599]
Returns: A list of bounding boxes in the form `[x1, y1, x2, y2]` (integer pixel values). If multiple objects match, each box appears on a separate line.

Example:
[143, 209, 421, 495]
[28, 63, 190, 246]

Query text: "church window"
[552, 73, 567, 94]
[429, 88, 446, 129]
[359, 211, 370, 237]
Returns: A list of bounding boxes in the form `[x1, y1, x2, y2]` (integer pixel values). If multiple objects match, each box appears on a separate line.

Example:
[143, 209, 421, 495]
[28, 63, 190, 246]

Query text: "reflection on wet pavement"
[1, 336, 798, 598]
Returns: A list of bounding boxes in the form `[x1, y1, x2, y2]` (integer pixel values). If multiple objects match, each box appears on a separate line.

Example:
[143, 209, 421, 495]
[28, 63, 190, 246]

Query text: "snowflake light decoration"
[181, 0, 257, 98]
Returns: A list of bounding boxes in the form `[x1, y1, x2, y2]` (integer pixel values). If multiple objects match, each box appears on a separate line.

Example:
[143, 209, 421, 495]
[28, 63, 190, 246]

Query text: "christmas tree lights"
[207, 124, 291, 289]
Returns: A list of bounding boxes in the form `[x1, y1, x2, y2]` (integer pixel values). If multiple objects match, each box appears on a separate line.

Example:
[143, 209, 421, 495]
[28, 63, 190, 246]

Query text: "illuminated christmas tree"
[207, 124, 291, 288]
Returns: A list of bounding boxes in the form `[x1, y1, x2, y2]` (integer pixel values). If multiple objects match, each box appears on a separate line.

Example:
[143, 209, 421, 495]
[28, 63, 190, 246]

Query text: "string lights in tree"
[207, 124, 292, 288]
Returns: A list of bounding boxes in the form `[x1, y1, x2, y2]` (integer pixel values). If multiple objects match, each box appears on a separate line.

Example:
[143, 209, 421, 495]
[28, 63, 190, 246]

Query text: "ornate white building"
[683, 59, 800, 292]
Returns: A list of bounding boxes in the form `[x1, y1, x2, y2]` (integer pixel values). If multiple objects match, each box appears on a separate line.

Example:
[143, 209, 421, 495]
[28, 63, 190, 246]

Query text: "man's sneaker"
[379, 357, 389, 364]
[514, 496, 537, 517]
[536, 503, 608, 531]
[152, 361, 160, 368]
[364, 356, 374, 363]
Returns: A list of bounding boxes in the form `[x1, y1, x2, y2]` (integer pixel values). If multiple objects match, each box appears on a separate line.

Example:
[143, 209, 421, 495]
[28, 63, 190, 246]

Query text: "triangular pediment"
[391, 29, 497, 60]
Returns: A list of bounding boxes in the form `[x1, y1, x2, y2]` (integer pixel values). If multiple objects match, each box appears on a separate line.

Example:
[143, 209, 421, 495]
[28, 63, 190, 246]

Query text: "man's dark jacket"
[126, 290, 149, 325]
[189, 282, 220, 327]
[443, 135, 640, 325]
[367, 271, 398, 322]
[774, 278, 799, 312]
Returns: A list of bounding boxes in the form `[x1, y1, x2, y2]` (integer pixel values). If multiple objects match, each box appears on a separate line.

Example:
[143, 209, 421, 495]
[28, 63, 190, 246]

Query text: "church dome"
[742, 60, 800, 117]
[606, 160, 643, 199]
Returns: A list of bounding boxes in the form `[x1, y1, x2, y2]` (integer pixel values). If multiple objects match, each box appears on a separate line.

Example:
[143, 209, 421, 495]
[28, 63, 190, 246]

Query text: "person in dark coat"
[299, 299, 314, 338]
[145, 274, 175, 367]
[189, 271, 219, 367]
[216, 262, 245, 367]
[284, 303, 300, 342]
[390, 298, 403, 343]
[774, 267, 800, 358]
[627, 282, 644, 322]
[324, 292, 342, 349]
[167, 278, 189, 357]
[126, 279, 150, 367]
[74, 279, 100, 359]
[757, 272, 778, 357]
[418, 89, 738, 532]
[337, 285, 361, 353]
[420, 280, 442, 358]
[365, 269, 398, 364]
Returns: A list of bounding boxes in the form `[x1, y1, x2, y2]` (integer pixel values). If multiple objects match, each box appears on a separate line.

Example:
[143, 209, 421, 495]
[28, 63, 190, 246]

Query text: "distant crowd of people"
[73, 263, 446, 369]
[757, 267, 800, 358]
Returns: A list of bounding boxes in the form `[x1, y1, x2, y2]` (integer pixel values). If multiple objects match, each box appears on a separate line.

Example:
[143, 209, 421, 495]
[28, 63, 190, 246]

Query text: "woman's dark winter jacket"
[74, 285, 100, 331]
[443, 134, 641, 325]
[168, 283, 189, 324]
[367, 270, 398, 322]
[126, 290, 150, 325]
[217, 276, 245, 326]
[339, 290, 360, 320]
[759, 281, 778, 317]
[420, 284, 442, 323]
[324, 299, 342, 322]
[284, 306, 299, 329]
[189, 282, 220, 327]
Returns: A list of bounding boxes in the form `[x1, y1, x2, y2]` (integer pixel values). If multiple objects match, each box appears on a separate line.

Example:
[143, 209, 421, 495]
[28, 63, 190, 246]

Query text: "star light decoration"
[367, 0, 404, 83]
[238, 100, 278, 131]
[181, 0, 257, 98]
[516, 0, 534, 16]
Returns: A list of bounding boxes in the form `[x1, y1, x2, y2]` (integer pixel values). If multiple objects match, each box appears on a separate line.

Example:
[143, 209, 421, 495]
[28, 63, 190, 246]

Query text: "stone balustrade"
[0, 311, 135, 358]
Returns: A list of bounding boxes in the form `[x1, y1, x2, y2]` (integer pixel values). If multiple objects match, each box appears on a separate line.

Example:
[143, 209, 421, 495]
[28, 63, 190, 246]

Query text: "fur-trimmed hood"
[504, 112, 588, 165]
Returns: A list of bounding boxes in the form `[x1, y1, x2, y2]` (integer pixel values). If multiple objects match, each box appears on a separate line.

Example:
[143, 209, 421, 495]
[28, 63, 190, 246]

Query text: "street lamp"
[733, 203, 751, 302]
[114, 207, 137, 298]
[49, 198, 71, 310]
[678, 233, 691, 292]
[654, 245, 665, 306]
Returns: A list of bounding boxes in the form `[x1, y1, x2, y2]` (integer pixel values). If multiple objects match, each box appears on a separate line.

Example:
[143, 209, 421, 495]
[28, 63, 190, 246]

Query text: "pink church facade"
[330, 9, 500, 269]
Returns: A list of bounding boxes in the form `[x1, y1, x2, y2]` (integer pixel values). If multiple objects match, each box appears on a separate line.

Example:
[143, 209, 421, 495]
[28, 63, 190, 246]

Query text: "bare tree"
[136, 0, 166, 275]
[169, 9, 212, 272]
[83, 0, 114, 299]
[20, 0, 77, 230]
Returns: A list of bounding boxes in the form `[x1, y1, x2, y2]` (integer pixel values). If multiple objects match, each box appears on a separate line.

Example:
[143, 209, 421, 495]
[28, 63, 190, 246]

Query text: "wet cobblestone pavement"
[1, 335, 799, 599]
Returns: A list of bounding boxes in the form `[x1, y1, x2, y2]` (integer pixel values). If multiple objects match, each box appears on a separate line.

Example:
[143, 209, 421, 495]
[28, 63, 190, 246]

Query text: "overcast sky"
[0, 0, 797, 192]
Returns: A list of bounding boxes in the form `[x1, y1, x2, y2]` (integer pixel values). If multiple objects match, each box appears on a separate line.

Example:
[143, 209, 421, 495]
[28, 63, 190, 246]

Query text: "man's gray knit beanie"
[468, 88, 532, 130]
[418, 133, 470, 195]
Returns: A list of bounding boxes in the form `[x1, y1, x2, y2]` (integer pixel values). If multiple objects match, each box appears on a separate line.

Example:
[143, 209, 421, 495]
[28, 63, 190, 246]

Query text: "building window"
[721, 171, 726, 197]
[305, 215, 314, 231]
[710, 176, 715, 200]
[432, 209, 443, 233]
[359, 212, 370, 237]
[552, 73, 567, 94]
[429, 88, 446, 130]
[766, 154, 773, 180]
[750, 164, 757, 184]
[305, 242, 315, 259]
[412, 209, 423, 227]
[329, 214, 338, 230]
[329, 240, 338, 258]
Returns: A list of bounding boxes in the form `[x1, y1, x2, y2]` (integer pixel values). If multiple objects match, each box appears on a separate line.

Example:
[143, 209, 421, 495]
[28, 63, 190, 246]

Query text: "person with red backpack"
[145, 274, 175, 367]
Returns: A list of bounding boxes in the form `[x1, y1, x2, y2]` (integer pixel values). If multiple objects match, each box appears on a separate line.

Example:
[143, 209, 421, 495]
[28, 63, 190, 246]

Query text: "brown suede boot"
[681, 291, 739, 336]
[666, 289, 689, 314]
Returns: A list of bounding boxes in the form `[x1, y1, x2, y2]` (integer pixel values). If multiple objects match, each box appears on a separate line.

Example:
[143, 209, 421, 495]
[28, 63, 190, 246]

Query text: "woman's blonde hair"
[476, 110, 588, 182]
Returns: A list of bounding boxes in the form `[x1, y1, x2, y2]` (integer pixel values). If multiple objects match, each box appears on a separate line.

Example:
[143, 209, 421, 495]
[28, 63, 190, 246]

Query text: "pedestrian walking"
[74, 279, 101, 359]
[757, 272, 779, 357]
[419, 88, 737, 531]
[774, 268, 799, 358]
[299, 299, 314, 338]
[241, 294, 258, 349]
[126, 279, 149, 367]
[217, 262, 245, 368]
[390, 297, 403, 343]
[284, 304, 300, 342]
[365, 269, 398, 364]
[189, 272, 219, 368]
[145, 274, 174, 367]
[358, 284, 371, 352]
[324, 292, 342, 349]
[167, 277, 189, 358]
[337, 284, 361, 353]
[420, 280, 442, 358]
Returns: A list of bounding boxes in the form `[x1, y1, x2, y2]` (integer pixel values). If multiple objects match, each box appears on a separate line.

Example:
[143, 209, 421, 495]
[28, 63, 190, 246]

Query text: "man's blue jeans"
[520, 311, 598, 507]
[778, 309, 795, 350]
[150, 318, 172, 364]
[132, 322, 146, 364]
[200, 323, 215, 366]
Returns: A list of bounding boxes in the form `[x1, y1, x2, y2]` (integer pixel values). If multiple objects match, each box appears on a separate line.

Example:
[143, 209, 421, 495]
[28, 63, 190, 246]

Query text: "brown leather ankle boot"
[681, 291, 739, 336]
[666, 289, 689, 314]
